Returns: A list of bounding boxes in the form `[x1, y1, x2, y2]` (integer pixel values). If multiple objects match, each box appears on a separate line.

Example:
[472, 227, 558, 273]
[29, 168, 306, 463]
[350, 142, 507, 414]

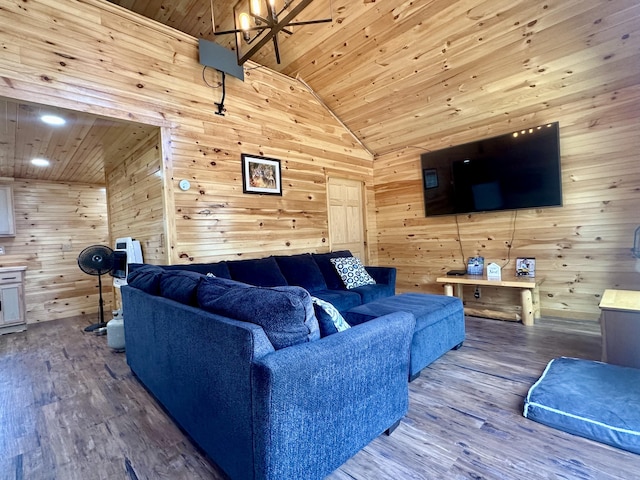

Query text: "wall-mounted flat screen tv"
[421, 122, 562, 217]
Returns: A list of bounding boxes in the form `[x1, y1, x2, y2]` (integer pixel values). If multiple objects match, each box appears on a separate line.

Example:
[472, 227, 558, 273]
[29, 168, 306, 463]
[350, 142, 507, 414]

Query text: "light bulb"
[239, 12, 251, 31]
[269, 0, 277, 21]
[239, 12, 252, 41]
[251, 0, 261, 16]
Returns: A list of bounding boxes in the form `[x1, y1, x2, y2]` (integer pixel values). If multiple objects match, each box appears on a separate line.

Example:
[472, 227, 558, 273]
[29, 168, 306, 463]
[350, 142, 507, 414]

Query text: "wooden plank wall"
[0, 0, 375, 322]
[106, 129, 167, 264]
[374, 88, 640, 322]
[0, 179, 112, 324]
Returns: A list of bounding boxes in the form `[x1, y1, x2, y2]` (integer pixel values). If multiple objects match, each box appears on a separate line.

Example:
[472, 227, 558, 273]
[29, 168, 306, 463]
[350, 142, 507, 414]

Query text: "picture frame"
[241, 154, 282, 196]
[516, 257, 536, 277]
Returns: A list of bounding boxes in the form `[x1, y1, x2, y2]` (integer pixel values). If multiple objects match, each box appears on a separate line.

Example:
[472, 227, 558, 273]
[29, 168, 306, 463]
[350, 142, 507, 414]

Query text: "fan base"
[84, 322, 107, 332]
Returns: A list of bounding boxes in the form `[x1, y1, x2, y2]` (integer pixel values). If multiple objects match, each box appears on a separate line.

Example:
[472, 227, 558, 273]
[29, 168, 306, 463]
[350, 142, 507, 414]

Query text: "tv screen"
[421, 122, 562, 217]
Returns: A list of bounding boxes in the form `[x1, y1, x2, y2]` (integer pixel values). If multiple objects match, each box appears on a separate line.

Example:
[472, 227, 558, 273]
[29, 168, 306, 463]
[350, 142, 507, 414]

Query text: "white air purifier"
[112, 237, 143, 288]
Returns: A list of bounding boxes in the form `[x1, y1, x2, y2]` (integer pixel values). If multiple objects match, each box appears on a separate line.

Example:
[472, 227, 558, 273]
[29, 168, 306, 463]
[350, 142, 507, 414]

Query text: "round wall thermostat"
[179, 179, 191, 191]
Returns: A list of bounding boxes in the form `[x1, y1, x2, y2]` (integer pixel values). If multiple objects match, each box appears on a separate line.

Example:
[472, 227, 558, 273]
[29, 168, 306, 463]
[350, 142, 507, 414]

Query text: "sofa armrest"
[122, 286, 275, 480]
[365, 265, 396, 287]
[250, 311, 414, 480]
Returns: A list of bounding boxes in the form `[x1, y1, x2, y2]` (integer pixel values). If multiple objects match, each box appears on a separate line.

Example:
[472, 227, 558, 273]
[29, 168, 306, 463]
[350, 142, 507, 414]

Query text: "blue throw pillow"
[199, 284, 320, 350]
[227, 257, 288, 287]
[330, 256, 376, 289]
[160, 270, 205, 305]
[197, 275, 252, 304]
[311, 296, 350, 337]
[127, 265, 164, 294]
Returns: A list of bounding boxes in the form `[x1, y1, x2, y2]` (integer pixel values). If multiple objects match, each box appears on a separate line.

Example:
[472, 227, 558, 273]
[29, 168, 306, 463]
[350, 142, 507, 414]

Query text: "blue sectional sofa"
[122, 260, 414, 480]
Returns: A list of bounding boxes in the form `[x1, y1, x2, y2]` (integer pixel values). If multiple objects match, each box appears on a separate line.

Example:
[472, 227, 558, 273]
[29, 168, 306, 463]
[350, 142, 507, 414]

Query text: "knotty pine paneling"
[0, 0, 376, 285]
[106, 128, 167, 265]
[374, 89, 640, 322]
[0, 179, 112, 324]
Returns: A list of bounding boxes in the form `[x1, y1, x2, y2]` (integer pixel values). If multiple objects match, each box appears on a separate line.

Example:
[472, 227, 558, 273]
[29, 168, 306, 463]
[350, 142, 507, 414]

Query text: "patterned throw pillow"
[330, 256, 376, 289]
[311, 296, 350, 335]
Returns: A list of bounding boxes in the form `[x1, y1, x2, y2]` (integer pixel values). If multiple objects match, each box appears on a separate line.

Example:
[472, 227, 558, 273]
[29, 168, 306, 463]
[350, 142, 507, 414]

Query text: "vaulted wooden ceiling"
[107, 0, 639, 158]
[2, 0, 638, 184]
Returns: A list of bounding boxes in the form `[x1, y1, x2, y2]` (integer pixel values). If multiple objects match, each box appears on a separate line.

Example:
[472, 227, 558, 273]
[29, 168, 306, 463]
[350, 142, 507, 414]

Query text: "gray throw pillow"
[330, 256, 376, 289]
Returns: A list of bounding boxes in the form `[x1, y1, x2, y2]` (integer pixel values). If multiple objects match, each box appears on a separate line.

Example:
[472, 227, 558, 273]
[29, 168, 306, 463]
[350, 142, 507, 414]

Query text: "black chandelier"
[213, 0, 333, 65]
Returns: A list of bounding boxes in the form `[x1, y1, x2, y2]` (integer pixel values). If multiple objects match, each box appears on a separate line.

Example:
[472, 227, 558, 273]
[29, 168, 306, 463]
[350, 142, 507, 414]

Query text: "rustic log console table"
[436, 274, 543, 326]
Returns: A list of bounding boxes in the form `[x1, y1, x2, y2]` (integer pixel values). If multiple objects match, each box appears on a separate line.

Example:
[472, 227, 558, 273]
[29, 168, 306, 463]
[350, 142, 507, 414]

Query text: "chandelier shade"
[213, 0, 332, 65]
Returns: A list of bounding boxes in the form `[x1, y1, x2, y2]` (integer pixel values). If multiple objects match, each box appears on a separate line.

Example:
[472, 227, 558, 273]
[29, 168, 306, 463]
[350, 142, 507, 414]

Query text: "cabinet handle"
[1, 276, 17, 281]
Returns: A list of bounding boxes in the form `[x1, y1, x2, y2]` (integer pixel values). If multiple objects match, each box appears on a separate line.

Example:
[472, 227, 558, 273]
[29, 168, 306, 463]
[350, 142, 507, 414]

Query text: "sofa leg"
[452, 341, 464, 350]
[385, 420, 401, 436]
[409, 371, 421, 382]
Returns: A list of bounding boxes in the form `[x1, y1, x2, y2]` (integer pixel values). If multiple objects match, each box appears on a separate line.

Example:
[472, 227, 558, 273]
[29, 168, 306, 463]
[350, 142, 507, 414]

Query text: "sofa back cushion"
[275, 254, 327, 292]
[198, 282, 320, 350]
[163, 262, 231, 279]
[160, 270, 204, 306]
[127, 265, 164, 295]
[197, 275, 252, 302]
[311, 250, 353, 290]
[227, 257, 288, 287]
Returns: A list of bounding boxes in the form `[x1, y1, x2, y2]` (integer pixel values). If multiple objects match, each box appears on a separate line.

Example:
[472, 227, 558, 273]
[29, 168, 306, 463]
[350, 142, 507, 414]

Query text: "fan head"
[78, 245, 114, 276]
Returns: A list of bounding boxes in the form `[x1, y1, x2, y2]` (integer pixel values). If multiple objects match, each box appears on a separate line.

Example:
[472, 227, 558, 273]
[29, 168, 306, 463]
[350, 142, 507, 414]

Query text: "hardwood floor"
[1, 315, 638, 479]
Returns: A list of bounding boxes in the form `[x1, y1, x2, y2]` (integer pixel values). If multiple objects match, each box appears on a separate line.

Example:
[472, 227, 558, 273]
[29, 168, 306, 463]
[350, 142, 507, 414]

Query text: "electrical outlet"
[0, 246, 5, 255]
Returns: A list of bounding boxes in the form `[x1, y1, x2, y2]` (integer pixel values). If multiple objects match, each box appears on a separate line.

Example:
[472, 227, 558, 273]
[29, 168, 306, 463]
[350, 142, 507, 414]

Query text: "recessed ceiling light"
[31, 158, 50, 167]
[40, 114, 66, 126]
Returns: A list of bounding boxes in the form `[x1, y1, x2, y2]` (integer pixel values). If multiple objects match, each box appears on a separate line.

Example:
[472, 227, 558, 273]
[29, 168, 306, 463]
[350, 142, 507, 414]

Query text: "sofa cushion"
[160, 270, 204, 305]
[311, 289, 362, 312]
[330, 256, 376, 289]
[275, 254, 327, 292]
[199, 284, 320, 350]
[127, 265, 164, 295]
[350, 283, 394, 304]
[227, 257, 288, 287]
[311, 297, 350, 337]
[311, 250, 353, 290]
[163, 262, 231, 279]
[197, 275, 252, 304]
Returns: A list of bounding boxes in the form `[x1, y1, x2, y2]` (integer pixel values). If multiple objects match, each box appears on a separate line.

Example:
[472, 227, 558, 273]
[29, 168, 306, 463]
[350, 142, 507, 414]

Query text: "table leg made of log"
[441, 282, 540, 326]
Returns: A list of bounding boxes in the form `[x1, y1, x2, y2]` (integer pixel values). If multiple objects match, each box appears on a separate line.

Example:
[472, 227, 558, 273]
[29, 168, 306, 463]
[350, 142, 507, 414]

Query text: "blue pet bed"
[524, 357, 640, 454]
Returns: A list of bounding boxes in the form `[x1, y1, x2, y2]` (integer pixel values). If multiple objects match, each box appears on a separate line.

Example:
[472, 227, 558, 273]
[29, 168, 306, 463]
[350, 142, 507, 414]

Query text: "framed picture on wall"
[241, 154, 282, 196]
[516, 257, 536, 277]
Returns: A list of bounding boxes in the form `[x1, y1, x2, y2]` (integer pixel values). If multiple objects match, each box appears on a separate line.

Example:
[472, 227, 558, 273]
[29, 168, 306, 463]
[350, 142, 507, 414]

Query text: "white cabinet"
[0, 185, 16, 236]
[0, 267, 27, 334]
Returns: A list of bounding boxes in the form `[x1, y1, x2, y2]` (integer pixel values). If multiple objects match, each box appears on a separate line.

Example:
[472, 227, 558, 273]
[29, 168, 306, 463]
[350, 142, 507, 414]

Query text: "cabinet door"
[0, 185, 16, 236]
[0, 284, 23, 325]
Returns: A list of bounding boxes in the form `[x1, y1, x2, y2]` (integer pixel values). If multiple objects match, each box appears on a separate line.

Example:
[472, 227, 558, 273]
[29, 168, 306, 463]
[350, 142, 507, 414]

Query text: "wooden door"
[327, 177, 367, 261]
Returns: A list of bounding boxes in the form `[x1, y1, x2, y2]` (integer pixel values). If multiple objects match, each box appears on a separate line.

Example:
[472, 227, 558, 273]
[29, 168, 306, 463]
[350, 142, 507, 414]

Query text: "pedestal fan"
[78, 245, 114, 332]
